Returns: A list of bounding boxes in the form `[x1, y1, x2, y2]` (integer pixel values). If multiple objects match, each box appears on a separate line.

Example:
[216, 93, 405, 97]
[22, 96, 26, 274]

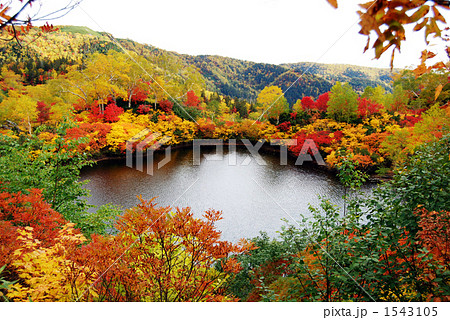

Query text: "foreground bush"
[2, 197, 254, 302]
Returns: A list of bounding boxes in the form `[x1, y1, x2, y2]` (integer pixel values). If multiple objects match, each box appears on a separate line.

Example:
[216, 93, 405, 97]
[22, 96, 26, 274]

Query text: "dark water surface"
[80, 147, 375, 242]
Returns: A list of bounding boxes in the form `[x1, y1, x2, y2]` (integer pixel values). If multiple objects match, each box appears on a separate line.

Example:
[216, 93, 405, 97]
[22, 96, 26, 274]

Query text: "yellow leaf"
[435, 84, 443, 101]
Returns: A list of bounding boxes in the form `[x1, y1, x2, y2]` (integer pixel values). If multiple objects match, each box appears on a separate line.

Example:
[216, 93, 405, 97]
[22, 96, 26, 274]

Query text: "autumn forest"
[1, 0, 450, 303]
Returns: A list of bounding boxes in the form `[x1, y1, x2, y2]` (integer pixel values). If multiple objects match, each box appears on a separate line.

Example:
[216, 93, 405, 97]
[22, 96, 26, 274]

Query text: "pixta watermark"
[126, 130, 325, 175]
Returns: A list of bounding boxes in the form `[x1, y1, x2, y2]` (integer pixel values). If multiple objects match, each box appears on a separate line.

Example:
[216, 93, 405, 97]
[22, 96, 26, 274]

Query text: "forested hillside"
[0, 26, 394, 105]
[283, 62, 394, 91]
[180, 54, 395, 104]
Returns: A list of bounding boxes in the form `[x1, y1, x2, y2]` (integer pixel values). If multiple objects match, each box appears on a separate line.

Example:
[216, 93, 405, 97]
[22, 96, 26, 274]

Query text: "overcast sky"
[31, 0, 450, 69]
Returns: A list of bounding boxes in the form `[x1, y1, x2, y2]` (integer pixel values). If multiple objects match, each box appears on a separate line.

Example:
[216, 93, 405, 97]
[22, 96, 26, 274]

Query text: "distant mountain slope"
[178, 54, 395, 104]
[0, 26, 395, 105]
[178, 55, 289, 100]
[282, 62, 394, 92]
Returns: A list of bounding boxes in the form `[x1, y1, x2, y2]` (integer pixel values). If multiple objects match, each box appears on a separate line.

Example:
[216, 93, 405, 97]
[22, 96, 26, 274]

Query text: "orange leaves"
[0, 188, 91, 301]
[0, 220, 19, 268]
[413, 50, 449, 78]
[39, 22, 57, 33]
[221, 257, 242, 273]
[421, 49, 437, 64]
[0, 5, 12, 26]
[116, 196, 171, 235]
[326, 0, 338, 9]
[65, 122, 112, 154]
[351, 154, 373, 167]
[416, 208, 450, 266]
[413, 208, 450, 301]
[196, 118, 217, 138]
[0, 188, 69, 273]
[0, 189, 67, 246]
[74, 197, 255, 301]
[1, 194, 254, 301]
[0, 1, 57, 44]
[434, 84, 444, 101]
[72, 233, 137, 302]
[432, 5, 446, 21]
[353, 0, 449, 68]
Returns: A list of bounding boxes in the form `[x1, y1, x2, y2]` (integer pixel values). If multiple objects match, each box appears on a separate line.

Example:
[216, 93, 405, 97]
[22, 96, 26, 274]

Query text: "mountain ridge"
[1, 25, 396, 104]
[175, 51, 395, 104]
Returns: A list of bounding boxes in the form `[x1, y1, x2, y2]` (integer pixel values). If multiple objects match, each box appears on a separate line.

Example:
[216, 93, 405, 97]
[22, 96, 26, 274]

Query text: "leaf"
[431, 61, 446, 70]
[412, 63, 428, 78]
[432, 6, 446, 23]
[359, 12, 378, 35]
[420, 50, 436, 64]
[410, 5, 430, 23]
[0, 6, 11, 21]
[428, 18, 442, 39]
[326, 0, 338, 9]
[374, 40, 391, 59]
[413, 17, 429, 31]
[434, 84, 443, 101]
[359, 1, 376, 10]
[363, 37, 370, 53]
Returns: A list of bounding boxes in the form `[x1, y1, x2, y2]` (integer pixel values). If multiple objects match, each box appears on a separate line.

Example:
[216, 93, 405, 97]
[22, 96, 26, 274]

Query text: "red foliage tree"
[103, 103, 124, 123]
[246, 257, 293, 301]
[197, 119, 217, 138]
[88, 102, 104, 122]
[186, 90, 200, 107]
[417, 208, 450, 267]
[290, 130, 343, 158]
[301, 96, 315, 112]
[66, 122, 112, 153]
[0, 220, 19, 270]
[277, 121, 291, 132]
[36, 101, 52, 125]
[137, 105, 152, 114]
[400, 115, 422, 127]
[159, 99, 173, 113]
[357, 98, 382, 118]
[0, 189, 68, 268]
[131, 85, 148, 103]
[73, 99, 89, 113]
[70, 233, 138, 302]
[315, 92, 330, 112]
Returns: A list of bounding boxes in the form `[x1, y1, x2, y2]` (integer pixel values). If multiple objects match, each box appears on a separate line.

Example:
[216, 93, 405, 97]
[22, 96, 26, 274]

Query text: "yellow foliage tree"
[0, 91, 37, 134]
[106, 111, 147, 152]
[292, 99, 303, 113]
[381, 104, 450, 165]
[256, 86, 289, 124]
[7, 224, 92, 302]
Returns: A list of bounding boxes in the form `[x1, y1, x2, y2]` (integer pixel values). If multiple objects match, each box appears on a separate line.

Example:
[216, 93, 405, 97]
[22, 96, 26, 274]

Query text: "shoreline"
[89, 140, 393, 183]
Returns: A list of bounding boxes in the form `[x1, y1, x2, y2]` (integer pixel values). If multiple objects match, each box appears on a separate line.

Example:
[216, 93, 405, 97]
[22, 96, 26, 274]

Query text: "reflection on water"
[80, 147, 375, 242]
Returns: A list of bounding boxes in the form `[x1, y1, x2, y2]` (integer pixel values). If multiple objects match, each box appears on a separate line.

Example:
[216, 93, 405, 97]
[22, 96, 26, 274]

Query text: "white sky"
[29, 0, 450, 69]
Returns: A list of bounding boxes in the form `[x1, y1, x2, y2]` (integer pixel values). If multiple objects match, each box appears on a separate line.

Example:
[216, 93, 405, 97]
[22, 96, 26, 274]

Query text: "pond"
[80, 146, 375, 242]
